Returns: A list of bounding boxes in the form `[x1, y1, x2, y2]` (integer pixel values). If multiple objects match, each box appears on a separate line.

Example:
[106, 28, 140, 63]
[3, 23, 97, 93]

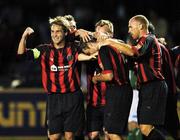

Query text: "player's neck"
[139, 30, 148, 39]
[54, 40, 65, 49]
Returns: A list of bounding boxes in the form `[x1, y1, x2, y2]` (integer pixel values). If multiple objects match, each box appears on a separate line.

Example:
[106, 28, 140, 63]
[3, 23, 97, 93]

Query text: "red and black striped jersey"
[160, 43, 177, 95]
[98, 45, 129, 86]
[86, 61, 106, 107]
[26, 42, 81, 94]
[171, 46, 180, 89]
[132, 34, 164, 84]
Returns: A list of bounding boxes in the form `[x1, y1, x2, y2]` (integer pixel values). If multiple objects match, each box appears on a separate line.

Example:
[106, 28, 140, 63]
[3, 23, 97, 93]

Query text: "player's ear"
[138, 24, 143, 30]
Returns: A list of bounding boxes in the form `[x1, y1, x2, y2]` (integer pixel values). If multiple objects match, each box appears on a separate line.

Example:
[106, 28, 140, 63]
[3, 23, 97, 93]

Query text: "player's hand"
[158, 38, 167, 45]
[94, 32, 110, 42]
[90, 52, 98, 60]
[76, 29, 92, 42]
[92, 76, 97, 84]
[22, 27, 34, 38]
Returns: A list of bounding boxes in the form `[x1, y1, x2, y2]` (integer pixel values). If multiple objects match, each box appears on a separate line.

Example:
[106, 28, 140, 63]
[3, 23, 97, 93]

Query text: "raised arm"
[17, 27, 34, 54]
[104, 38, 135, 56]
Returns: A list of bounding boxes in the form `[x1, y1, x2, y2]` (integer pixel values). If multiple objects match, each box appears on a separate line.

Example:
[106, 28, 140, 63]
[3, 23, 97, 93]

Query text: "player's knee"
[128, 121, 139, 131]
[48, 133, 61, 140]
[65, 132, 73, 140]
[139, 124, 154, 136]
[108, 133, 122, 140]
[88, 131, 99, 140]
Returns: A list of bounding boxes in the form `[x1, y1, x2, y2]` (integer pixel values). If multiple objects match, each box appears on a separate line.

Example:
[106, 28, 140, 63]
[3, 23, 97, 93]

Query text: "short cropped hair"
[131, 15, 149, 30]
[148, 22, 155, 34]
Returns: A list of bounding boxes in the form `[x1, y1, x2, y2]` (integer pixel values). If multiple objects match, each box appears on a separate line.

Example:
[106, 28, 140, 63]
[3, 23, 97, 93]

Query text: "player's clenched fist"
[22, 27, 34, 38]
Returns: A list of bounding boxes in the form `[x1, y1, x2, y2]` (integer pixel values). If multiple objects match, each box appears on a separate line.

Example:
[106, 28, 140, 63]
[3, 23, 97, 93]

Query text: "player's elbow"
[128, 51, 135, 56]
[105, 73, 113, 81]
[17, 51, 24, 55]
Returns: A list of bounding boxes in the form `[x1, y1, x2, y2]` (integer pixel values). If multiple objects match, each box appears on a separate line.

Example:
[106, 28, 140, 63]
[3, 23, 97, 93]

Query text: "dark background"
[0, 0, 180, 88]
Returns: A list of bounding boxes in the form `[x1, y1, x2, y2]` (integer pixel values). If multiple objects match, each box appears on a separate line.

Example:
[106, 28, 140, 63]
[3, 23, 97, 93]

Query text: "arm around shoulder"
[78, 52, 98, 61]
[105, 38, 135, 56]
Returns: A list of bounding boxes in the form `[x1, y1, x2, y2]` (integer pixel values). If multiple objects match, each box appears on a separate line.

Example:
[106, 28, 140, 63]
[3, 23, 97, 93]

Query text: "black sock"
[74, 135, 85, 140]
[147, 129, 166, 140]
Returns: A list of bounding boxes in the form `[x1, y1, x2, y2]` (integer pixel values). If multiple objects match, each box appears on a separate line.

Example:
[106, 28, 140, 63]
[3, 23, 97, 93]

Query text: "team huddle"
[17, 14, 179, 140]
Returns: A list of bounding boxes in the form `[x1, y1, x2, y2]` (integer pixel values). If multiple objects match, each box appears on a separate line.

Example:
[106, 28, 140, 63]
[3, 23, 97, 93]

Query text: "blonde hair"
[95, 19, 114, 36]
[49, 16, 70, 32]
[64, 14, 77, 29]
[64, 15, 75, 22]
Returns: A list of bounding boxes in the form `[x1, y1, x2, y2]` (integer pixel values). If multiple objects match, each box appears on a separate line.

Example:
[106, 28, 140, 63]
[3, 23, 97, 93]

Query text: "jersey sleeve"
[132, 36, 153, 57]
[138, 37, 153, 56]
[26, 44, 45, 60]
[98, 46, 113, 74]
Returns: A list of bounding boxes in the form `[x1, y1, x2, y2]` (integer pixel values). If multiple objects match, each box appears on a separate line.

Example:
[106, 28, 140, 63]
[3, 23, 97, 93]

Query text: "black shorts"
[138, 80, 168, 125]
[104, 84, 133, 135]
[47, 90, 85, 135]
[86, 105, 105, 132]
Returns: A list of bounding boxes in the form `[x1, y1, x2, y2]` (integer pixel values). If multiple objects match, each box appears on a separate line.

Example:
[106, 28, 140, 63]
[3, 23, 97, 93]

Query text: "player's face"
[95, 25, 108, 34]
[51, 24, 65, 45]
[69, 20, 77, 32]
[95, 25, 112, 42]
[128, 19, 140, 40]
